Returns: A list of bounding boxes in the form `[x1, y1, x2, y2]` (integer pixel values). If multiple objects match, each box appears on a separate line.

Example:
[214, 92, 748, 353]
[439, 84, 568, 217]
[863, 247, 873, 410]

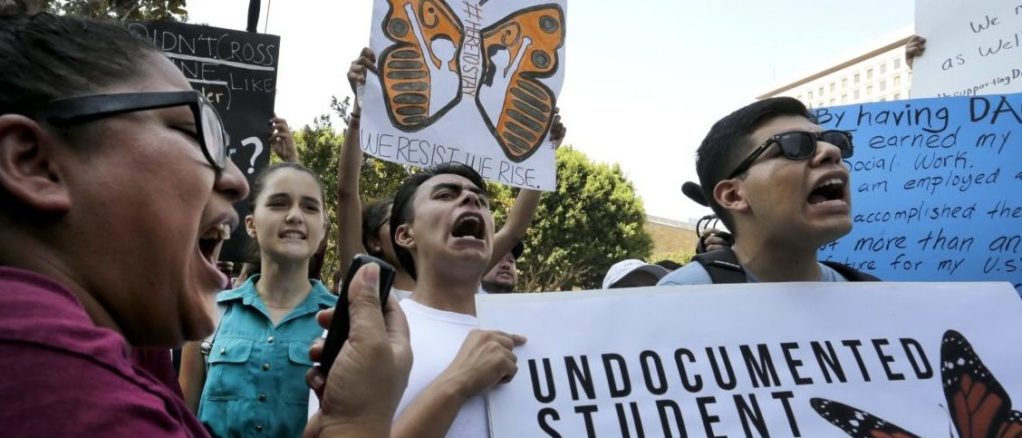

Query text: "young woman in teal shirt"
[181, 162, 336, 437]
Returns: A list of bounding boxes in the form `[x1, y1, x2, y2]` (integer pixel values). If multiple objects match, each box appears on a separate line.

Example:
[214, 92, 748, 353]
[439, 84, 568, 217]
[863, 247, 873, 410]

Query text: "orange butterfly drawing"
[812, 330, 1022, 438]
[377, 0, 565, 163]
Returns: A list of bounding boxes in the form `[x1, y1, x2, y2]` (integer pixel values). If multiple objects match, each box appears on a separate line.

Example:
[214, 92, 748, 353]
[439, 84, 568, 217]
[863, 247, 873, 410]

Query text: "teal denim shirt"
[198, 275, 336, 437]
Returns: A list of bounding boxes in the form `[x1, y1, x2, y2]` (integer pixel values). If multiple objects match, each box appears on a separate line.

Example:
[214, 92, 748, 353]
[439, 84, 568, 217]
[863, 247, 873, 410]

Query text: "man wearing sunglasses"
[660, 97, 878, 285]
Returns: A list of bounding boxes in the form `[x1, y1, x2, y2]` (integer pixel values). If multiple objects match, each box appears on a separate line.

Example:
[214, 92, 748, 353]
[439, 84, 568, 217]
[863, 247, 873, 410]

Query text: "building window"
[867, 85, 873, 95]
[829, 98, 836, 105]
[819, 86, 824, 96]
[880, 63, 887, 74]
[880, 80, 887, 91]
[842, 78, 848, 89]
[867, 68, 874, 79]
[894, 92, 901, 100]
[841, 93, 848, 103]
[830, 82, 836, 93]
[894, 75, 902, 87]
[894, 58, 902, 69]
[880, 96, 887, 102]
[808, 90, 814, 99]
[854, 73, 861, 84]
[854, 89, 860, 99]
[818, 101, 824, 107]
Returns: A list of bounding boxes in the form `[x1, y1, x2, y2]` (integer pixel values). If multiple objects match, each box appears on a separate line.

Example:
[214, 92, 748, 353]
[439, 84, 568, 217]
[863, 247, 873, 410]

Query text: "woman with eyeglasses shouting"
[0, 10, 410, 438]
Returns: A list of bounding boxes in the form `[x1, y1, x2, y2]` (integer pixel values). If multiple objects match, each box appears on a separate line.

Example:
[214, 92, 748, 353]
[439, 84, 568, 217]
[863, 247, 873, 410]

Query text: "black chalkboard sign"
[128, 21, 280, 264]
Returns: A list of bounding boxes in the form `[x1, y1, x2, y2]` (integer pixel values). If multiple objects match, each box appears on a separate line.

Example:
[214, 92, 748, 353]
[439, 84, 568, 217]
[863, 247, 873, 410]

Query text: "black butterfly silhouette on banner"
[812, 330, 1022, 438]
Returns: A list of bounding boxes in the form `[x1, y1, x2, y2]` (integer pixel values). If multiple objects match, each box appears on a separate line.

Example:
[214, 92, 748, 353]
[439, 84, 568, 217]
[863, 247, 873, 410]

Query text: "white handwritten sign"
[477, 282, 1022, 437]
[361, 0, 567, 190]
[912, 0, 1022, 98]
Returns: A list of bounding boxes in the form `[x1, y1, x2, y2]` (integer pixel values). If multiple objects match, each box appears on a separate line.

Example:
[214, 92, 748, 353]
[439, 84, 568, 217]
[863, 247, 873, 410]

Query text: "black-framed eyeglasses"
[33, 91, 229, 172]
[727, 130, 853, 179]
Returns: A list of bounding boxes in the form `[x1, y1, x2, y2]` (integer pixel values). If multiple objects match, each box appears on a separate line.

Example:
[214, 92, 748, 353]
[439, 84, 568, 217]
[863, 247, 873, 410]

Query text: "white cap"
[601, 259, 670, 289]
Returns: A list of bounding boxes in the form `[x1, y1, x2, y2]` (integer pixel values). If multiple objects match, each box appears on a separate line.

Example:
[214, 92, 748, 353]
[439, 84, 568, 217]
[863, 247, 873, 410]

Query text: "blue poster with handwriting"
[815, 93, 1022, 293]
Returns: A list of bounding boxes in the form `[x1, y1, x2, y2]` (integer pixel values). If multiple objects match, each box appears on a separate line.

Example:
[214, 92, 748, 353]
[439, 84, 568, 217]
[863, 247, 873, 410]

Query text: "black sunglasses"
[33, 91, 229, 172]
[728, 130, 853, 179]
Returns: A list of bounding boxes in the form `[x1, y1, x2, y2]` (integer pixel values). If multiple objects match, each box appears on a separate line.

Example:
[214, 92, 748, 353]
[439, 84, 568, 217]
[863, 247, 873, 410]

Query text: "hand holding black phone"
[319, 254, 396, 376]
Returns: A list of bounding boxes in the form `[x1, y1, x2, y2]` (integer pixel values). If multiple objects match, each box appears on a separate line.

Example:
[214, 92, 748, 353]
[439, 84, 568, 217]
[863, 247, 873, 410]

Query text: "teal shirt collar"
[217, 274, 336, 323]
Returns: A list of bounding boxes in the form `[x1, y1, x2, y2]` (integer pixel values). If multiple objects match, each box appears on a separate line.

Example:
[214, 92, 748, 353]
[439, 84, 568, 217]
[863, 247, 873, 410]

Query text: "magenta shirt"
[0, 267, 209, 437]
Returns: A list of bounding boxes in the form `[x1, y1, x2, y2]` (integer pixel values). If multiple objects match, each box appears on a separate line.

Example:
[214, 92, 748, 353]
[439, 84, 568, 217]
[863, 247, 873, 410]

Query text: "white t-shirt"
[391, 287, 413, 301]
[396, 299, 488, 437]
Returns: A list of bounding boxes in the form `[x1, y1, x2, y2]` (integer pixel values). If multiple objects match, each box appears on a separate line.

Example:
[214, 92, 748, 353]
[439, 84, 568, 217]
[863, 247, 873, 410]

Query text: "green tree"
[36, 0, 188, 20]
[294, 104, 649, 290]
[518, 147, 653, 291]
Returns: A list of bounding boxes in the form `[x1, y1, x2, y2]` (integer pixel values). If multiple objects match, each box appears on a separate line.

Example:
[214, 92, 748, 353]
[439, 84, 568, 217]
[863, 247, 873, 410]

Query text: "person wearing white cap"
[602, 259, 670, 289]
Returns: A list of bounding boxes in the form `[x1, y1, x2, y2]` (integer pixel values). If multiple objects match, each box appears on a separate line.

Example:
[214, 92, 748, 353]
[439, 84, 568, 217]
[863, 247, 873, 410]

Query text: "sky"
[187, 0, 915, 224]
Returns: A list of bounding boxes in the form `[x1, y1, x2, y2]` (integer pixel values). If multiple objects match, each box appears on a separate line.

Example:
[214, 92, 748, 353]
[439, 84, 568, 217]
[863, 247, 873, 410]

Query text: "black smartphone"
[320, 254, 395, 375]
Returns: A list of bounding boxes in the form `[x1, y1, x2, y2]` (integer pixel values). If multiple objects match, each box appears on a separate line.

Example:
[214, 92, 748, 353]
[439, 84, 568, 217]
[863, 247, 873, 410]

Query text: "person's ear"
[244, 214, 256, 239]
[394, 223, 416, 251]
[0, 115, 72, 214]
[714, 179, 750, 214]
[365, 234, 383, 254]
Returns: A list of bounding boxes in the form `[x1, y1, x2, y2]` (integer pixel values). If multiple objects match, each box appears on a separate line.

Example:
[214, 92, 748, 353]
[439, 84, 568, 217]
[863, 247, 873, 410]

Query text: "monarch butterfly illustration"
[812, 330, 1022, 438]
[378, 0, 465, 129]
[475, 5, 565, 162]
[377, 1, 565, 163]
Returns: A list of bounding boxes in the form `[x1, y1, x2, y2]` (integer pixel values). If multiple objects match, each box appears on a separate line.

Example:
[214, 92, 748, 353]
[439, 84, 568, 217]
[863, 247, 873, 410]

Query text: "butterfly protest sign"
[360, 0, 566, 190]
[814, 93, 1022, 295]
[476, 282, 1022, 437]
[128, 21, 280, 263]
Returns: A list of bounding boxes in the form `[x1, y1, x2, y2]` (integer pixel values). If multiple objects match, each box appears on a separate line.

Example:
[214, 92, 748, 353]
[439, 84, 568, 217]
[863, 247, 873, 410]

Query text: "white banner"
[361, 0, 567, 190]
[477, 282, 1022, 437]
[912, 0, 1022, 98]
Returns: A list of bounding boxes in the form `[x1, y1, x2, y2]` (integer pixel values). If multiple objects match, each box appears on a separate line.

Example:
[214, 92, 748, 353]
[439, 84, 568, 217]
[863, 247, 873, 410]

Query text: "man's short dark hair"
[389, 163, 489, 279]
[695, 97, 813, 234]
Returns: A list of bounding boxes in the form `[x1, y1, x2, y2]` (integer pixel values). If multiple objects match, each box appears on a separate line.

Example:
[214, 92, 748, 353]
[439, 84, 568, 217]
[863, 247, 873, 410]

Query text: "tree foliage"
[36, 0, 188, 21]
[295, 101, 650, 291]
[517, 147, 653, 291]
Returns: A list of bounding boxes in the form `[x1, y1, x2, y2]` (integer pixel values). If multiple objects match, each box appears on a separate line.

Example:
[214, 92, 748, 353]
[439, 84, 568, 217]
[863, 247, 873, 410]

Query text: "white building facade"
[758, 35, 914, 106]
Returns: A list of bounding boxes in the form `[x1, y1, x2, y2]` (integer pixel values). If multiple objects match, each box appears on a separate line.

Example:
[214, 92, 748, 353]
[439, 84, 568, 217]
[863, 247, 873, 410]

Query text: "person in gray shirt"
[660, 97, 877, 285]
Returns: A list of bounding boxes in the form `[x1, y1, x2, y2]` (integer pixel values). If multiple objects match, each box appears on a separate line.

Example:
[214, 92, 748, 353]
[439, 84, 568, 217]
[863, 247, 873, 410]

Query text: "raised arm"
[270, 116, 300, 163]
[488, 109, 565, 270]
[336, 49, 378, 278]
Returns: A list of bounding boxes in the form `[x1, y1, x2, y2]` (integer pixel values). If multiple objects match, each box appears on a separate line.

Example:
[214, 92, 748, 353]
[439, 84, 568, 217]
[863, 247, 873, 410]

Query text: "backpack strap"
[821, 261, 881, 282]
[693, 249, 881, 283]
[199, 302, 229, 368]
[691, 248, 748, 284]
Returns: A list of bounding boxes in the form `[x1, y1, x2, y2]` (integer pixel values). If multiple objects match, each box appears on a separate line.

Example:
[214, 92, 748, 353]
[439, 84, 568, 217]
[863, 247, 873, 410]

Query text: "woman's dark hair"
[248, 162, 326, 212]
[0, 11, 160, 114]
[361, 198, 393, 258]
[389, 162, 488, 279]
[246, 162, 328, 272]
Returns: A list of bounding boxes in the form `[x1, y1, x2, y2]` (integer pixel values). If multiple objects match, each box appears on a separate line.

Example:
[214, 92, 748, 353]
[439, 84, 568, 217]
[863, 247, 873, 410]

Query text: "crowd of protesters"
[0, 6, 935, 438]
